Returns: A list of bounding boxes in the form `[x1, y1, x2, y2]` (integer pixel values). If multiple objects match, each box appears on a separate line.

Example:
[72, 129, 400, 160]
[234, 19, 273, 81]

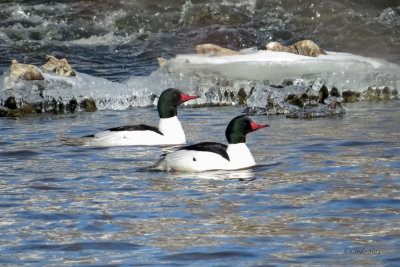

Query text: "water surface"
[0, 102, 399, 265]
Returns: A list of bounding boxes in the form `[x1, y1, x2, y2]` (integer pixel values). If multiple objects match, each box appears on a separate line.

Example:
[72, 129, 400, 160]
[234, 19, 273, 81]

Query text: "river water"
[0, 102, 399, 265]
[1, 0, 400, 266]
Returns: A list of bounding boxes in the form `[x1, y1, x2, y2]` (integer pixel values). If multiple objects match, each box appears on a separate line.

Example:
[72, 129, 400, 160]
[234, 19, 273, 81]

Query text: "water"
[1, 0, 400, 265]
[1, 0, 400, 80]
[0, 102, 399, 265]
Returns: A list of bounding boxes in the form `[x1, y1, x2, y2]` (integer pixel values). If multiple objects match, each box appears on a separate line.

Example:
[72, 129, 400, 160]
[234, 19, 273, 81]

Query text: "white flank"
[153, 143, 255, 172]
[82, 116, 186, 146]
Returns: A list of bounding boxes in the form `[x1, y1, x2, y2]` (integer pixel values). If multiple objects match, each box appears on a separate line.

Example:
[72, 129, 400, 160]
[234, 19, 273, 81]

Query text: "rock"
[2, 101, 38, 117]
[285, 89, 319, 107]
[363, 86, 399, 101]
[318, 85, 329, 103]
[0, 106, 9, 117]
[9, 59, 44, 81]
[40, 55, 76, 76]
[342, 90, 360, 103]
[290, 40, 327, 57]
[158, 57, 168, 67]
[285, 94, 307, 107]
[237, 88, 248, 105]
[266, 42, 291, 53]
[80, 98, 97, 112]
[286, 100, 345, 119]
[196, 44, 242, 56]
[330, 87, 340, 97]
[67, 98, 79, 113]
[4, 96, 17, 109]
[266, 40, 326, 57]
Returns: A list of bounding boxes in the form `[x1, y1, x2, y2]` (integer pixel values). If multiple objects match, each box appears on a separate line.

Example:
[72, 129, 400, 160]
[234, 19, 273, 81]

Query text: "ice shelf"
[1, 50, 399, 113]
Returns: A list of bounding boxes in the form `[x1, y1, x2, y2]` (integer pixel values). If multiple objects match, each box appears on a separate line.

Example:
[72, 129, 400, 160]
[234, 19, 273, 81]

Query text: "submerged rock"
[330, 87, 340, 97]
[0, 101, 38, 117]
[342, 90, 361, 103]
[363, 86, 399, 101]
[80, 98, 97, 112]
[284, 88, 319, 108]
[4, 96, 17, 109]
[319, 85, 329, 103]
[237, 88, 248, 105]
[244, 84, 346, 118]
[286, 100, 345, 119]
[67, 98, 79, 113]
[9, 59, 44, 81]
[40, 55, 76, 77]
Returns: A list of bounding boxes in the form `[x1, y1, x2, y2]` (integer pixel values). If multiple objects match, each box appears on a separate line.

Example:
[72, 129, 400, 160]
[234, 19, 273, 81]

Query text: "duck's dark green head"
[225, 115, 268, 144]
[157, 88, 199, 118]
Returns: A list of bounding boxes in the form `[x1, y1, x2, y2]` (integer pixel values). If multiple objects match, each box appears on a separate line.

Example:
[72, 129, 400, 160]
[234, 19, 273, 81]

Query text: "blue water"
[0, 102, 399, 265]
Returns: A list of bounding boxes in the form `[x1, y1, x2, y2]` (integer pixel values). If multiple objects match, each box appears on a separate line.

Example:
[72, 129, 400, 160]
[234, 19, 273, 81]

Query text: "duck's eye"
[193, 157, 196, 161]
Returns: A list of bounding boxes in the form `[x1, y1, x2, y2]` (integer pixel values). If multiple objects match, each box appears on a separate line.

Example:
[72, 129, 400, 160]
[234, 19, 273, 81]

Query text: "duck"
[152, 115, 268, 172]
[81, 88, 199, 146]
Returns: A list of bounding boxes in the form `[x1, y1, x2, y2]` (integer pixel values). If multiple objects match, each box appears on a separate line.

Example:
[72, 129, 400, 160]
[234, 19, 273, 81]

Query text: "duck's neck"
[158, 116, 186, 143]
[227, 143, 255, 168]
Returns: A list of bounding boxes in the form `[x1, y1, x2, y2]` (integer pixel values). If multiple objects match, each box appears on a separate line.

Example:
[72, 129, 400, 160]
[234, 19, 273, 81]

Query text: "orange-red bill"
[180, 93, 199, 102]
[250, 122, 269, 131]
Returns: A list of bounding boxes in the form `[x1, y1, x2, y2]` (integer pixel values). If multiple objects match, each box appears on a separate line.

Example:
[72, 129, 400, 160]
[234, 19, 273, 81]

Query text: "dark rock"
[67, 98, 79, 113]
[285, 94, 308, 107]
[4, 102, 38, 117]
[224, 90, 229, 98]
[282, 79, 294, 86]
[286, 100, 345, 119]
[48, 98, 65, 114]
[393, 88, 399, 100]
[363, 86, 398, 101]
[285, 89, 319, 108]
[4, 97, 17, 109]
[0, 106, 9, 117]
[229, 91, 235, 100]
[364, 87, 379, 101]
[330, 87, 340, 97]
[319, 85, 329, 103]
[342, 90, 360, 103]
[80, 98, 97, 112]
[237, 88, 247, 105]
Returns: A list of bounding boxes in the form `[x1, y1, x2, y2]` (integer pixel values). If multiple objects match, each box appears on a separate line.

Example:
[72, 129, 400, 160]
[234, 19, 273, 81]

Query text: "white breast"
[226, 143, 255, 169]
[158, 116, 186, 144]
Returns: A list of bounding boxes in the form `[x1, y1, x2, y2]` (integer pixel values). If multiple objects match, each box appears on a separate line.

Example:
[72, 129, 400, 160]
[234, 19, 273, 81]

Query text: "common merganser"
[152, 115, 268, 172]
[82, 88, 199, 146]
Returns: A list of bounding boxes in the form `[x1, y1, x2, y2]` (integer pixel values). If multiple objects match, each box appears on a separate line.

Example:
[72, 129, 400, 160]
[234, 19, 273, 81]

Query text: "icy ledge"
[164, 50, 400, 92]
[0, 50, 399, 117]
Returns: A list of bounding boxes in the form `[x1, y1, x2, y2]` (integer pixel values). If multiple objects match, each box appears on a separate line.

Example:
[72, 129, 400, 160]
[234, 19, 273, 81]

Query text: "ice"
[0, 71, 157, 111]
[1, 50, 399, 113]
[163, 50, 400, 92]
